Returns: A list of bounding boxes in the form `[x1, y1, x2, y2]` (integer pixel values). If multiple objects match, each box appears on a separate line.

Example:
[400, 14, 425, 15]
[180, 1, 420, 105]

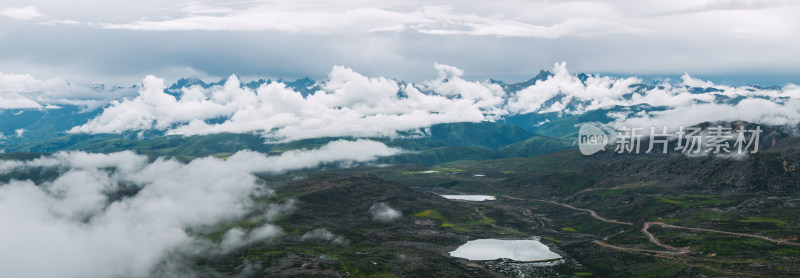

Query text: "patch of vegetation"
[467, 207, 496, 225]
[269, 190, 312, 201]
[413, 210, 454, 227]
[770, 248, 800, 255]
[431, 167, 465, 172]
[620, 262, 687, 278]
[738, 216, 787, 227]
[655, 195, 736, 208]
[597, 188, 624, 197]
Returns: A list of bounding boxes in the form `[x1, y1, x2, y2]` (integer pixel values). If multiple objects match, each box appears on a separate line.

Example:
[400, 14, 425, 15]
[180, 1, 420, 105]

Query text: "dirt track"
[500, 195, 800, 255]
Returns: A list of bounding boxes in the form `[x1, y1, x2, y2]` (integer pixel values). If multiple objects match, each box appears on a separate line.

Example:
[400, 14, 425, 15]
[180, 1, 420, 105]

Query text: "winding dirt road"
[500, 195, 800, 255]
[641, 222, 690, 254]
[646, 221, 800, 247]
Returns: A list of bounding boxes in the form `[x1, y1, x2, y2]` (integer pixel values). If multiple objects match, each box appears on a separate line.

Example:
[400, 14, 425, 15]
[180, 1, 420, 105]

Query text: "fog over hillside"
[0, 140, 400, 277]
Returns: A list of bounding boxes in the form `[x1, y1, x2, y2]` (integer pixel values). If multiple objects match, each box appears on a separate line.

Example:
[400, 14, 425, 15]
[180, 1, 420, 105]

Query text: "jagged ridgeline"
[1, 64, 798, 166]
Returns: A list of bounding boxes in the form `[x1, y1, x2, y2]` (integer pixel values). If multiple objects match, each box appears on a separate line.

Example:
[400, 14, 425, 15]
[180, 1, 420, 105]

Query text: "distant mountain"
[2, 67, 797, 165]
[426, 122, 533, 150]
[169, 77, 203, 89]
[502, 104, 665, 137]
[491, 69, 553, 92]
[500, 135, 574, 157]
[282, 76, 317, 97]
[0, 106, 101, 148]
[166, 76, 318, 97]
[1, 120, 574, 165]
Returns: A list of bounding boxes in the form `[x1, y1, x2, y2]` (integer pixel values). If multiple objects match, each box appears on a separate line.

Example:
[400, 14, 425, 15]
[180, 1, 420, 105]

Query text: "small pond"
[439, 195, 496, 201]
[449, 239, 561, 261]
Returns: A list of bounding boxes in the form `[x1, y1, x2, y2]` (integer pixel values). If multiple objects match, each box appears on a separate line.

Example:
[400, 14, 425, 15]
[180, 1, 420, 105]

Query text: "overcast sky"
[1, 0, 798, 84]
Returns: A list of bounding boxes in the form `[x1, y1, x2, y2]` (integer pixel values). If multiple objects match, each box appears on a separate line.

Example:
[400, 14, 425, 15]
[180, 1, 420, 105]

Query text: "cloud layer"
[69, 64, 504, 141]
[2, 0, 800, 82]
[369, 202, 402, 222]
[0, 72, 64, 109]
[0, 71, 136, 110]
[0, 139, 400, 278]
[101, 4, 645, 39]
[0, 6, 45, 20]
[65, 62, 800, 141]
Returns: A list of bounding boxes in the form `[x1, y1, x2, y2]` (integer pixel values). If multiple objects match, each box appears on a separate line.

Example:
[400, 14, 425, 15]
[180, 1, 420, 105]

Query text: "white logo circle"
[578, 124, 608, 155]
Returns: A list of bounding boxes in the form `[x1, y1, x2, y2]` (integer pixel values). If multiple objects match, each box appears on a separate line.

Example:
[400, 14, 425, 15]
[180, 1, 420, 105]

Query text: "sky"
[1, 0, 799, 85]
[1, 3, 799, 276]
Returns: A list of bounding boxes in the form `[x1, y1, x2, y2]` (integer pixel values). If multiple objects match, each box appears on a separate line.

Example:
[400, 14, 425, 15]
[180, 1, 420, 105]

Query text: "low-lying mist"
[0, 139, 400, 278]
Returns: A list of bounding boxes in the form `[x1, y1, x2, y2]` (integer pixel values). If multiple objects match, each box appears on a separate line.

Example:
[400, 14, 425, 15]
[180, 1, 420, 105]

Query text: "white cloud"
[609, 98, 800, 130]
[77, 0, 794, 43]
[300, 228, 348, 245]
[0, 72, 53, 109]
[0, 94, 41, 109]
[0, 6, 46, 20]
[0, 71, 132, 110]
[507, 62, 800, 128]
[369, 202, 401, 222]
[40, 19, 83, 25]
[0, 72, 60, 93]
[0, 139, 400, 278]
[655, 0, 796, 15]
[218, 224, 284, 252]
[66, 62, 800, 139]
[70, 64, 501, 141]
[99, 2, 644, 38]
[416, 7, 647, 38]
[2, 0, 800, 81]
[508, 62, 645, 114]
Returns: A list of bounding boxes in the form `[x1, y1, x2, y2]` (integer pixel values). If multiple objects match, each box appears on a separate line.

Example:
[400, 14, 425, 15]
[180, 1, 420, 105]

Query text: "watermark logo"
[578, 124, 763, 156]
[579, 124, 608, 155]
[612, 125, 762, 155]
